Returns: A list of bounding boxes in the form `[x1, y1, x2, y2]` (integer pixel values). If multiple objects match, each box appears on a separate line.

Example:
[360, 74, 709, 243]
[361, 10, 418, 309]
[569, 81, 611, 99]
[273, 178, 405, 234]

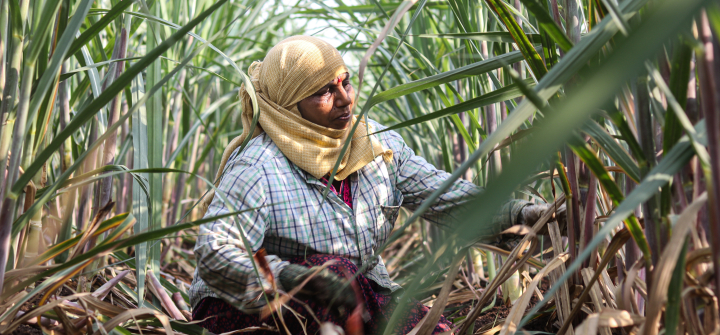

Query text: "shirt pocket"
[377, 205, 401, 246]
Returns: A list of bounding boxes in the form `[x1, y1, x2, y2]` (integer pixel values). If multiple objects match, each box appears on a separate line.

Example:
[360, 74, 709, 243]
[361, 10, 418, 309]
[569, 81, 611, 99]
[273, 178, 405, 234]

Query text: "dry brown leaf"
[69, 201, 115, 260]
[596, 309, 644, 327]
[259, 260, 338, 320]
[581, 268, 611, 335]
[77, 295, 127, 318]
[458, 195, 565, 335]
[599, 269, 618, 309]
[498, 253, 568, 335]
[4, 293, 92, 333]
[476, 325, 503, 335]
[557, 228, 631, 335]
[147, 270, 186, 321]
[575, 313, 599, 335]
[0, 291, 28, 319]
[91, 308, 174, 335]
[92, 270, 129, 300]
[408, 252, 465, 335]
[385, 232, 418, 272]
[548, 221, 574, 335]
[642, 192, 707, 335]
[426, 290, 481, 307]
[218, 326, 279, 334]
[475, 243, 545, 269]
[501, 225, 533, 235]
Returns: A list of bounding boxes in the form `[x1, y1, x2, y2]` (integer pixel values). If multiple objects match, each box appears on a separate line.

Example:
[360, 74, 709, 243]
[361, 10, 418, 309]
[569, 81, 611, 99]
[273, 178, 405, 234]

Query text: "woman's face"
[297, 72, 354, 130]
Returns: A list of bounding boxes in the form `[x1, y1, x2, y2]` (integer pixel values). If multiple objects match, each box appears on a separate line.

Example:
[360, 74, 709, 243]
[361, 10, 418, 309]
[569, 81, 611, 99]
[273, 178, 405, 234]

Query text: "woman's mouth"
[336, 112, 352, 121]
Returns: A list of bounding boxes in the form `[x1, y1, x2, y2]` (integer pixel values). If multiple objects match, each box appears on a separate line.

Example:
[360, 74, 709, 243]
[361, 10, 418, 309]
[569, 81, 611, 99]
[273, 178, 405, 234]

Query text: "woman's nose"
[334, 84, 352, 107]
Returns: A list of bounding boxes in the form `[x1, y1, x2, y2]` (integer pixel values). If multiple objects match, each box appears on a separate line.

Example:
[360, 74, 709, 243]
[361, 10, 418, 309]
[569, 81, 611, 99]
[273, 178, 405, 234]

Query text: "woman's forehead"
[331, 72, 350, 83]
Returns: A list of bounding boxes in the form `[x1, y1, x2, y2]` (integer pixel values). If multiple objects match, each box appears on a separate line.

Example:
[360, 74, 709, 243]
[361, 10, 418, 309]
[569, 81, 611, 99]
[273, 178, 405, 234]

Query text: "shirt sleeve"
[193, 152, 289, 310]
[383, 127, 531, 234]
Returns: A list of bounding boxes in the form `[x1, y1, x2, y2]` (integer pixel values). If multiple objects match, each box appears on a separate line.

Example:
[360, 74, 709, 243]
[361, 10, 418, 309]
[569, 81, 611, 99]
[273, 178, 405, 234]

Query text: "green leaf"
[661, 41, 694, 155]
[518, 0, 574, 52]
[583, 120, 641, 182]
[0, 208, 258, 311]
[12, 0, 229, 196]
[131, 70, 151, 308]
[372, 80, 533, 135]
[485, 0, 548, 79]
[31, 213, 130, 267]
[296, 1, 448, 14]
[570, 137, 651, 266]
[414, 32, 543, 44]
[380, 0, 655, 256]
[11, 0, 229, 241]
[65, 0, 137, 60]
[367, 51, 526, 108]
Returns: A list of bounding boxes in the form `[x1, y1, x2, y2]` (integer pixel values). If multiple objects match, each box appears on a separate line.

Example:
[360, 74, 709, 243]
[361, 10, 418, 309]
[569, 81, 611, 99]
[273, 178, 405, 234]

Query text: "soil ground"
[446, 278, 555, 334]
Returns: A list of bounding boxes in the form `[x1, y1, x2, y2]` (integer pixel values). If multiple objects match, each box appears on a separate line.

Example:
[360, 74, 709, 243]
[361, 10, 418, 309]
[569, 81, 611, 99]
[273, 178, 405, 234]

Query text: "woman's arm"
[194, 154, 289, 309]
[383, 127, 531, 231]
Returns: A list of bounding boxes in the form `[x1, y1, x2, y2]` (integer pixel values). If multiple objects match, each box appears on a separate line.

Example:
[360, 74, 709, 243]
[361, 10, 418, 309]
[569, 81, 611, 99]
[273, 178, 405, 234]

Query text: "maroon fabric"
[192, 255, 452, 335]
[320, 176, 353, 209]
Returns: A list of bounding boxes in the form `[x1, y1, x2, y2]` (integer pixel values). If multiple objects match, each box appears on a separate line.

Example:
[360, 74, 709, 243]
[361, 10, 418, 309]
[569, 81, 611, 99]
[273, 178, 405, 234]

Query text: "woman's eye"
[314, 88, 330, 96]
[342, 81, 350, 87]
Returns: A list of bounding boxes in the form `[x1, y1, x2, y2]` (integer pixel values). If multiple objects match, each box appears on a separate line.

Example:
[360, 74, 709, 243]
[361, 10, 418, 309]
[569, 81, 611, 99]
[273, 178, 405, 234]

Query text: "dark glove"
[278, 264, 357, 314]
[519, 203, 567, 234]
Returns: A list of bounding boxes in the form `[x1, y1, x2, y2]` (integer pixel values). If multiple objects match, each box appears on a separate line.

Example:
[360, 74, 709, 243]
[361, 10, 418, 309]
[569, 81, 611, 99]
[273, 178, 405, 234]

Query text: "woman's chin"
[329, 118, 352, 130]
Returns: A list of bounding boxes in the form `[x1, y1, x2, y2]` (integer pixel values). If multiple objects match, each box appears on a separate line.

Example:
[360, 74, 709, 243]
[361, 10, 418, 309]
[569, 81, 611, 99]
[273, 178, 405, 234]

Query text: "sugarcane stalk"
[581, 172, 598, 268]
[54, 64, 75, 264]
[0, 0, 39, 297]
[0, 0, 27, 297]
[565, 0, 581, 44]
[634, 75, 661, 273]
[697, 11, 720, 298]
[0, 0, 28, 202]
[116, 112, 129, 213]
[96, 28, 128, 212]
[563, 147, 580, 273]
[471, 248, 484, 281]
[76, 120, 98, 232]
[0, 0, 7, 97]
[500, 255, 523, 304]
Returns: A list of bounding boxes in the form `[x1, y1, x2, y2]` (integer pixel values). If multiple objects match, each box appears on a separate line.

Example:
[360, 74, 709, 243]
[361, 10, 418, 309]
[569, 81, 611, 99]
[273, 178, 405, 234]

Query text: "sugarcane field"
[0, 0, 719, 334]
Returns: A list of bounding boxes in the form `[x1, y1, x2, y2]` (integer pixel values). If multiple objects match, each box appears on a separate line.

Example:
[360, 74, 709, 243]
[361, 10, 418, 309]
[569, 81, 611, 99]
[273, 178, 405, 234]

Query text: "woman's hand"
[278, 264, 358, 315]
[519, 203, 567, 234]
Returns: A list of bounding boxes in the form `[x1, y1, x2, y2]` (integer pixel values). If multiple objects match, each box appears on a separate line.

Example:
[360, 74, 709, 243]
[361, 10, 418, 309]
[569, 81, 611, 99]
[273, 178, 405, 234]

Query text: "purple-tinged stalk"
[76, 127, 97, 234]
[564, 147, 580, 274]
[164, 62, 188, 233]
[96, 28, 128, 212]
[582, 173, 597, 268]
[54, 64, 75, 264]
[697, 11, 720, 297]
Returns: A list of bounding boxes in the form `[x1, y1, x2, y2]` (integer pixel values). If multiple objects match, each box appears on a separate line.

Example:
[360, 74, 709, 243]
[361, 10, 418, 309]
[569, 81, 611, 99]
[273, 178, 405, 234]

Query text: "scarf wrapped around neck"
[199, 36, 392, 216]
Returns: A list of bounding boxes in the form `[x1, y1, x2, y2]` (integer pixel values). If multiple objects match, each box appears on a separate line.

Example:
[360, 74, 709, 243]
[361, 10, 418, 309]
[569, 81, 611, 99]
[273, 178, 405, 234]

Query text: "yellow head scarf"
[200, 36, 392, 215]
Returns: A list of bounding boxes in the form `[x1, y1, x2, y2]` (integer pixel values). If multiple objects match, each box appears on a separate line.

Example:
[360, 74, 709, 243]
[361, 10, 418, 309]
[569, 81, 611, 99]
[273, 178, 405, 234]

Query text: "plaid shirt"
[189, 120, 530, 310]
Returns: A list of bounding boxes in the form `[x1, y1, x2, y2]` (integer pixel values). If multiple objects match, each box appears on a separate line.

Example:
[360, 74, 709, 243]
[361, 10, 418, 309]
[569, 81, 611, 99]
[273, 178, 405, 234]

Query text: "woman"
[189, 36, 556, 334]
